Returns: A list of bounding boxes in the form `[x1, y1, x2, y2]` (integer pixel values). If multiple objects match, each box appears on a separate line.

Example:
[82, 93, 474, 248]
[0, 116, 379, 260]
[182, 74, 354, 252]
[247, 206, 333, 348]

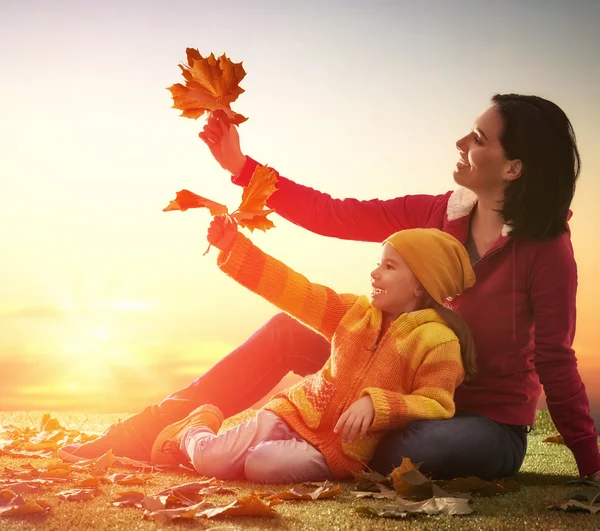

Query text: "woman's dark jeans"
[120, 313, 527, 478]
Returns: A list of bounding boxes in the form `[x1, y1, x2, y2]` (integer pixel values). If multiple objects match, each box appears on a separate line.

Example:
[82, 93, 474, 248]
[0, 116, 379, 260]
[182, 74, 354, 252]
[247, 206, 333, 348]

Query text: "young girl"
[149, 217, 476, 482]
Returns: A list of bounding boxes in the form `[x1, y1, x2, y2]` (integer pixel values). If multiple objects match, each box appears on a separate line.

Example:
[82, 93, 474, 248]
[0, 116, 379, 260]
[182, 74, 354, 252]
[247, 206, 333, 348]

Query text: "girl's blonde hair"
[430, 299, 477, 380]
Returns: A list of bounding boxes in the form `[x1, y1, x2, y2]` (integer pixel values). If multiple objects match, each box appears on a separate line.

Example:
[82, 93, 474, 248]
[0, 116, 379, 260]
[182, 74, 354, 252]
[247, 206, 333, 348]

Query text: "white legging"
[180, 409, 332, 483]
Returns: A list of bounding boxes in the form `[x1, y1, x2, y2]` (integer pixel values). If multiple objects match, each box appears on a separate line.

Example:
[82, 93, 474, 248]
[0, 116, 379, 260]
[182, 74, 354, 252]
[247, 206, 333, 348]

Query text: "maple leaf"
[168, 48, 248, 125]
[262, 483, 342, 501]
[390, 458, 433, 500]
[57, 488, 98, 502]
[111, 490, 146, 509]
[237, 165, 278, 213]
[231, 210, 276, 232]
[163, 190, 229, 215]
[355, 496, 473, 519]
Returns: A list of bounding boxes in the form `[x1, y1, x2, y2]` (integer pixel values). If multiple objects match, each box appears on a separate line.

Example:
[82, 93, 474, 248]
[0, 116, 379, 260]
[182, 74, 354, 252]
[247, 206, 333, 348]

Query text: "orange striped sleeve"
[218, 233, 356, 340]
[361, 341, 464, 431]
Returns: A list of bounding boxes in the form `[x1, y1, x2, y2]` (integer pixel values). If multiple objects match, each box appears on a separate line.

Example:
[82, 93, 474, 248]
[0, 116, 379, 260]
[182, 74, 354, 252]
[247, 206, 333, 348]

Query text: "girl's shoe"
[150, 404, 224, 466]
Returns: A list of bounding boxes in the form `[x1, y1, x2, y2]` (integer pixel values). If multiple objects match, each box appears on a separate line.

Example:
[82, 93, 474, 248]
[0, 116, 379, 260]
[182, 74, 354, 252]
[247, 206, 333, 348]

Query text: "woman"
[60, 94, 600, 481]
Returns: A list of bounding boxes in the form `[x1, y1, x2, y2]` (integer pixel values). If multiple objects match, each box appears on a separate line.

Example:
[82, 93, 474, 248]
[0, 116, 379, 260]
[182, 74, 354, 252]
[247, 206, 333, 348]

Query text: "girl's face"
[453, 106, 514, 195]
[370, 243, 422, 320]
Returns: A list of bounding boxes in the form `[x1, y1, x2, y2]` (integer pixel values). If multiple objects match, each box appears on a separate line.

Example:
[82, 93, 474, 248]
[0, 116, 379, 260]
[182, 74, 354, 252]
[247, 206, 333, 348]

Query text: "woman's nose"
[456, 134, 468, 152]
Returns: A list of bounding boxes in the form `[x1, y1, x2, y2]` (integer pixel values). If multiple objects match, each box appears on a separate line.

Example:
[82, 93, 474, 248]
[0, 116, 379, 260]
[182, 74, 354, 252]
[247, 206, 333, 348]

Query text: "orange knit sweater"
[218, 233, 465, 479]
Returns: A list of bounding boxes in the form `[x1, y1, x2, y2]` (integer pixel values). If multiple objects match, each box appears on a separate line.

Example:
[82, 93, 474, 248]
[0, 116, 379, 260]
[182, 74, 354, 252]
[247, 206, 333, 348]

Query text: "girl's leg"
[244, 439, 332, 483]
[182, 410, 301, 480]
[369, 411, 528, 480]
[60, 313, 330, 462]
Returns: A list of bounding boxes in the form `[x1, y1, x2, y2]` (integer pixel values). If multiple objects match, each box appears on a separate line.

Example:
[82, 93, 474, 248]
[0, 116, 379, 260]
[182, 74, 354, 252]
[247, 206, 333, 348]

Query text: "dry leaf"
[390, 458, 433, 500]
[542, 435, 565, 445]
[112, 491, 146, 509]
[262, 483, 342, 501]
[548, 499, 600, 514]
[104, 472, 151, 486]
[57, 488, 98, 502]
[350, 490, 397, 500]
[197, 494, 277, 519]
[168, 48, 247, 125]
[238, 165, 278, 214]
[355, 496, 473, 519]
[438, 476, 520, 497]
[231, 210, 276, 232]
[569, 488, 600, 504]
[163, 190, 229, 215]
[0, 490, 50, 517]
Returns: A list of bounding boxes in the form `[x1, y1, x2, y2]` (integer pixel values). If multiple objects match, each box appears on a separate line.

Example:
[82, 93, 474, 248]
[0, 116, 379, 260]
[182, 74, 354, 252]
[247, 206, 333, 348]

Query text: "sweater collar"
[446, 187, 512, 237]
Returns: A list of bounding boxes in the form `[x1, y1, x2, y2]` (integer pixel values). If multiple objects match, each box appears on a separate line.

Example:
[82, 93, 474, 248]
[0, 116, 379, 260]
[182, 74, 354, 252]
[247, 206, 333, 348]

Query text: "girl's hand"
[333, 396, 375, 444]
[207, 215, 238, 252]
[199, 111, 246, 176]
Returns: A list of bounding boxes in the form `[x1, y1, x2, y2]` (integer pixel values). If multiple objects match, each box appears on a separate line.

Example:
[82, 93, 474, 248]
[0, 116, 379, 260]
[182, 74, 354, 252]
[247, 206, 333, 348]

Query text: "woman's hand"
[333, 396, 375, 444]
[199, 111, 246, 176]
[207, 215, 238, 252]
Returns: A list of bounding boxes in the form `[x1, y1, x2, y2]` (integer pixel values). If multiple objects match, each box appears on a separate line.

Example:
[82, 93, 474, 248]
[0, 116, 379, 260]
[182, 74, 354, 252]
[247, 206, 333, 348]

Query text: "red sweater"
[232, 157, 600, 477]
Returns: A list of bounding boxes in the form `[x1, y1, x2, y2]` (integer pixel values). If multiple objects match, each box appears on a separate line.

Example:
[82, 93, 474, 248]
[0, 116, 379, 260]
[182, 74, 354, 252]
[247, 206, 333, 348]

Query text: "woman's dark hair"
[492, 93, 580, 240]
[431, 300, 476, 380]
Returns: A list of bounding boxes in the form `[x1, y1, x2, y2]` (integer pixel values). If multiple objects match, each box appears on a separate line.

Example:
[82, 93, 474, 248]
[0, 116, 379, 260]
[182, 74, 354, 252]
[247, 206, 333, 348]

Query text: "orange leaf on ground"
[390, 458, 433, 500]
[57, 488, 98, 502]
[168, 48, 247, 125]
[104, 473, 152, 486]
[543, 435, 565, 445]
[198, 494, 277, 519]
[163, 190, 229, 215]
[111, 490, 146, 509]
[0, 490, 50, 516]
[262, 482, 342, 501]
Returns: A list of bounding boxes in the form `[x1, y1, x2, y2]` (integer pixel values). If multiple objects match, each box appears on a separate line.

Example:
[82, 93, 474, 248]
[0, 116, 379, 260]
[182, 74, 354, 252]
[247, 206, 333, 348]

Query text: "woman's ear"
[504, 159, 523, 181]
[414, 285, 425, 298]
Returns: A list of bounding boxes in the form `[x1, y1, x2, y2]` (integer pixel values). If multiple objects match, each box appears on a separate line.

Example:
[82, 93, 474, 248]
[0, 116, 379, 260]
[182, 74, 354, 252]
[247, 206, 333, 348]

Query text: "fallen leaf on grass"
[567, 478, 600, 487]
[0, 482, 42, 494]
[0, 490, 50, 517]
[390, 458, 433, 500]
[355, 495, 472, 519]
[261, 482, 342, 501]
[548, 499, 600, 514]
[568, 488, 600, 504]
[350, 490, 398, 500]
[542, 435, 565, 445]
[111, 490, 146, 509]
[354, 469, 394, 492]
[438, 476, 521, 496]
[196, 495, 277, 519]
[57, 488, 98, 502]
[104, 472, 152, 486]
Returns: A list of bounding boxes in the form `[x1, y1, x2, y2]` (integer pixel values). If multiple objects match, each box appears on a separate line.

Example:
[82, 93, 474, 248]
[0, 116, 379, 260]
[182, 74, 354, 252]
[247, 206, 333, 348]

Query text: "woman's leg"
[369, 412, 528, 480]
[59, 314, 330, 462]
[182, 410, 302, 480]
[244, 439, 332, 483]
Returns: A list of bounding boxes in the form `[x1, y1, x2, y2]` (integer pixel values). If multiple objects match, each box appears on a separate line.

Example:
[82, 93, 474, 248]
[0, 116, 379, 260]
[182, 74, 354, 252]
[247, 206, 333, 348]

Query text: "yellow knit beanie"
[383, 229, 475, 304]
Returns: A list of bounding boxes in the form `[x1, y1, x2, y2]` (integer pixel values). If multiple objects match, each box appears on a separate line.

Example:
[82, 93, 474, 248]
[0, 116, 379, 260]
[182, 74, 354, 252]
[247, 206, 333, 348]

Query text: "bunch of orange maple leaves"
[165, 48, 277, 240]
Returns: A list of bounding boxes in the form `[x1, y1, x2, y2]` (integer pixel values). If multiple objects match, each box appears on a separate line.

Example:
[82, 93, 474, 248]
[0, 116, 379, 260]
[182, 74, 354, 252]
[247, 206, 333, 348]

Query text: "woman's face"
[453, 106, 513, 195]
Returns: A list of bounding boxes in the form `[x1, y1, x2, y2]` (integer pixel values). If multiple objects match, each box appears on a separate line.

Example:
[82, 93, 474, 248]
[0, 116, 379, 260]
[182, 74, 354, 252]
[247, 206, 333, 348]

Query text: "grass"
[0, 410, 598, 530]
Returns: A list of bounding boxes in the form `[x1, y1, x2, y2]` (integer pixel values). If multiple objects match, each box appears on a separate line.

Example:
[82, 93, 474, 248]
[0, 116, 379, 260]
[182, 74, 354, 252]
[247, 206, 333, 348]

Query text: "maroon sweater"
[232, 156, 600, 476]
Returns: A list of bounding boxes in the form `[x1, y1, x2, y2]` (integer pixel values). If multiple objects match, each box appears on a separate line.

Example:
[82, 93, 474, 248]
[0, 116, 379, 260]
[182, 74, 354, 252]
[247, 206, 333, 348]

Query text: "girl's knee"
[244, 445, 278, 483]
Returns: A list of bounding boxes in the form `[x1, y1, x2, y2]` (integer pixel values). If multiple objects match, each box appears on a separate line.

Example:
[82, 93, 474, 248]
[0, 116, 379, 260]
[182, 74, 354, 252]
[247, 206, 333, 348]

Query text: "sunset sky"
[1, 1, 600, 419]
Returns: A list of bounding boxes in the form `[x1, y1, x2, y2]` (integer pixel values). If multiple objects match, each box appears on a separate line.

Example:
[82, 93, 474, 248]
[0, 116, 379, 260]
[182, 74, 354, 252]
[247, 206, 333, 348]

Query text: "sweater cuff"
[217, 232, 253, 275]
[569, 436, 600, 477]
[361, 388, 398, 432]
[231, 156, 260, 187]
